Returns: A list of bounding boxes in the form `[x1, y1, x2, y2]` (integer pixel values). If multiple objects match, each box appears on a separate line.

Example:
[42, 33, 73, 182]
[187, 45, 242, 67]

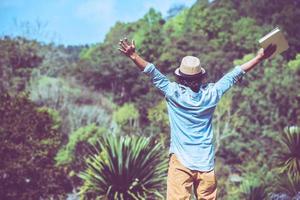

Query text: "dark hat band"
[175, 68, 206, 80]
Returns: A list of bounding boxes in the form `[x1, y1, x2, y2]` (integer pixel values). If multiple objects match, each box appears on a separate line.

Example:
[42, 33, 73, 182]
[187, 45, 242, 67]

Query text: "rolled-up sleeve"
[213, 66, 245, 99]
[143, 63, 171, 96]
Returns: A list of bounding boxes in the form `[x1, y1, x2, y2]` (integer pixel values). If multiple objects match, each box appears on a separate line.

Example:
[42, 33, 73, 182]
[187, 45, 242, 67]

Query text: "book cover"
[259, 27, 289, 58]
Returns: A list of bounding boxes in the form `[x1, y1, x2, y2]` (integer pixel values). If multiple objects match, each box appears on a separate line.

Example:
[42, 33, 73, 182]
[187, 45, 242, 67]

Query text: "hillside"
[0, 0, 300, 199]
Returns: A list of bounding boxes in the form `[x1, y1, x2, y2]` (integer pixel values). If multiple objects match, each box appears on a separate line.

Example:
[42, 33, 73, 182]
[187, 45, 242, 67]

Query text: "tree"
[166, 4, 186, 20]
[213, 92, 237, 153]
[185, 0, 238, 42]
[288, 53, 300, 73]
[232, 0, 300, 59]
[0, 92, 72, 199]
[0, 37, 43, 93]
[112, 103, 140, 134]
[147, 100, 169, 146]
[231, 17, 268, 53]
[27, 75, 114, 135]
[219, 55, 300, 167]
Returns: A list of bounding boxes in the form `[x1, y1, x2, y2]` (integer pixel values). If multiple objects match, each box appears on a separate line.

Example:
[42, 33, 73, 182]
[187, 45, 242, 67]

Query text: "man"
[118, 38, 276, 200]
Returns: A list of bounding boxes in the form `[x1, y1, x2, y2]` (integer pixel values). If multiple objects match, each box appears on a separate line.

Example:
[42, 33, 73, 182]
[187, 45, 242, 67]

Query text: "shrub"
[0, 92, 71, 199]
[278, 126, 300, 175]
[276, 173, 300, 198]
[78, 134, 168, 199]
[240, 177, 267, 200]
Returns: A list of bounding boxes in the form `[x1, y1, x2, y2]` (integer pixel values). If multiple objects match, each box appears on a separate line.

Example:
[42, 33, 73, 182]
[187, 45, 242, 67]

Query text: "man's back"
[166, 83, 216, 171]
[118, 37, 276, 199]
[143, 62, 245, 171]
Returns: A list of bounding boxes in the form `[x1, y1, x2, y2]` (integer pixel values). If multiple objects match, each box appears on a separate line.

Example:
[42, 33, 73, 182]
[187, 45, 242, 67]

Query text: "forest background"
[1, 0, 300, 199]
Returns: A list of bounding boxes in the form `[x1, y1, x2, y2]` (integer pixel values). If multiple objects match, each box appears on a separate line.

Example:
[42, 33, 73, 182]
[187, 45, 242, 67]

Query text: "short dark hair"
[177, 76, 203, 93]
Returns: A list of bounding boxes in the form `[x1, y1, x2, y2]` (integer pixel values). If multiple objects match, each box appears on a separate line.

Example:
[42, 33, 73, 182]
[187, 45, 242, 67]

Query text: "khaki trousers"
[167, 154, 217, 200]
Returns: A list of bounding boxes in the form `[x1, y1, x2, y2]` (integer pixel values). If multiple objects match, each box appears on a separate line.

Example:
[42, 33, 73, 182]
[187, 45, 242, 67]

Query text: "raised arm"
[118, 37, 172, 96]
[213, 44, 277, 101]
[240, 44, 276, 72]
[118, 38, 148, 70]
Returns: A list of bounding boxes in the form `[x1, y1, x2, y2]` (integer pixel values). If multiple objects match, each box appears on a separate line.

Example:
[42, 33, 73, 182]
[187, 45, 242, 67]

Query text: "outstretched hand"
[241, 44, 277, 72]
[257, 44, 277, 61]
[118, 38, 136, 58]
[118, 37, 148, 70]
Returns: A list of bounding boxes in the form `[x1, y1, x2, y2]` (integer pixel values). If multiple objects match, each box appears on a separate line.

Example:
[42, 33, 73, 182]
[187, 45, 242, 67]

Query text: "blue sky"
[0, 0, 196, 45]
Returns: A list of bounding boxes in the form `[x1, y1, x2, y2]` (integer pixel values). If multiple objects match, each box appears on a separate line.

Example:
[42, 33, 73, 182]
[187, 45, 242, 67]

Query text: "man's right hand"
[118, 37, 149, 70]
[118, 38, 136, 59]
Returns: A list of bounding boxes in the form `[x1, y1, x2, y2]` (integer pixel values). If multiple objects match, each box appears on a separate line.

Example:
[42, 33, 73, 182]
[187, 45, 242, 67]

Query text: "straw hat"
[174, 56, 206, 79]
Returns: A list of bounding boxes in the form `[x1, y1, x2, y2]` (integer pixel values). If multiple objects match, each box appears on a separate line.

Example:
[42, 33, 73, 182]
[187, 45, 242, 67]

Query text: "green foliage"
[113, 103, 139, 127]
[221, 159, 276, 199]
[55, 124, 106, 166]
[0, 37, 43, 92]
[0, 92, 71, 199]
[276, 126, 300, 197]
[166, 4, 186, 19]
[276, 173, 300, 197]
[288, 54, 300, 72]
[222, 56, 300, 168]
[79, 45, 98, 61]
[28, 75, 114, 135]
[233, 53, 255, 66]
[133, 8, 164, 48]
[147, 100, 169, 146]
[113, 103, 140, 134]
[34, 43, 81, 77]
[163, 9, 188, 38]
[214, 92, 238, 153]
[55, 124, 107, 188]
[278, 126, 300, 175]
[138, 10, 165, 63]
[37, 106, 62, 130]
[2, 0, 300, 198]
[147, 100, 169, 131]
[232, 0, 300, 58]
[186, 0, 238, 44]
[231, 17, 266, 52]
[67, 104, 112, 133]
[28, 76, 80, 108]
[78, 134, 168, 199]
[273, 125, 300, 198]
[240, 177, 267, 200]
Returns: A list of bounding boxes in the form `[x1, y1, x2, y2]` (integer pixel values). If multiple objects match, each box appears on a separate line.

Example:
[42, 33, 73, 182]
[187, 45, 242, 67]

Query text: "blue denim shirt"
[143, 63, 245, 171]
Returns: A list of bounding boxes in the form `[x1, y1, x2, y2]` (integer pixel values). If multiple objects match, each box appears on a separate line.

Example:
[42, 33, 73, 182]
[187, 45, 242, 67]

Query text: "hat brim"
[174, 68, 206, 79]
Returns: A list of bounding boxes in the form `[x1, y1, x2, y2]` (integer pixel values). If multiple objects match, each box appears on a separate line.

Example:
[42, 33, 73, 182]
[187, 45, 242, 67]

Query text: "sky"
[0, 0, 196, 45]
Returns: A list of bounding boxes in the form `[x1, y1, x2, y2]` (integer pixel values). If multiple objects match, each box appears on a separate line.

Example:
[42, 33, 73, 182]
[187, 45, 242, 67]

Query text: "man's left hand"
[257, 44, 277, 61]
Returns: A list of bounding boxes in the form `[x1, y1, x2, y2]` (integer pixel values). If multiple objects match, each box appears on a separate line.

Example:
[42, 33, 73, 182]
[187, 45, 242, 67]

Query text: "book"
[258, 27, 289, 58]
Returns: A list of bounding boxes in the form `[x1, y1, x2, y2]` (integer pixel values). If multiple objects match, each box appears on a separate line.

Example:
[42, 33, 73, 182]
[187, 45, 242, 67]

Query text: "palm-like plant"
[276, 173, 300, 197]
[278, 126, 300, 175]
[240, 178, 267, 200]
[78, 134, 168, 200]
[274, 126, 300, 198]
